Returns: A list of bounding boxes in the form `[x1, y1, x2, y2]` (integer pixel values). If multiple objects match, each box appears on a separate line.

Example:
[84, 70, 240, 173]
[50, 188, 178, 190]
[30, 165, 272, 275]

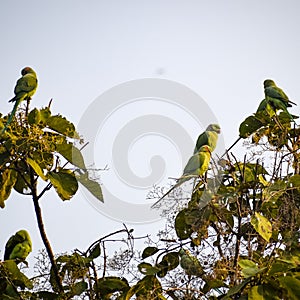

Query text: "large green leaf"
[125, 275, 163, 300]
[251, 212, 272, 242]
[88, 244, 101, 260]
[224, 277, 251, 299]
[39, 107, 52, 123]
[175, 209, 192, 240]
[26, 157, 47, 181]
[269, 260, 296, 276]
[68, 281, 88, 297]
[289, 175, 300, 190]
[138, 263, 161, 275]
[278, 276, 300, 300]
[238, 259, 260, 278]
[95, 277, 130, 296]
[48, 170, 78, 200]
[157, 252, 180, 277]
[28, 107, 51, 125]
[142, 246, 159, 259]
[202, 279, 228, 294]
[13, 172, 30, 195]
[56, 143, 86, 170]
[239, 116, 263, 138]
[2, 260, 33, 289]
[76, 172, 103, 202]
[262, 180, 286, 204]
[28, 108, 41, 125]
[46, 115, 79, 138]
[0, 169, 17, 208]
[248, 285, 280, 300]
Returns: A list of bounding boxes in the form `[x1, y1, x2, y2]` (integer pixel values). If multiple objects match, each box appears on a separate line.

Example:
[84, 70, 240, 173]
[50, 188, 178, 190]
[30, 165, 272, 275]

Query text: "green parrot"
[4, 230, 32, 261]
[179, 249, 203, 276]
[256, 98, 283, 117]
[256, 80, 296, 122]
[151, 145, 212, 207]
[193, 124, 221, 154]
[2, 67, 38, 133]
[264, 79, 296, 107]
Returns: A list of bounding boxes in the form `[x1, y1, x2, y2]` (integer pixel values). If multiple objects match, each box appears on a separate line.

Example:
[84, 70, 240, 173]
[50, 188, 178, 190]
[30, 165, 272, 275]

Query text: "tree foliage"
[1, 76, 300, 299]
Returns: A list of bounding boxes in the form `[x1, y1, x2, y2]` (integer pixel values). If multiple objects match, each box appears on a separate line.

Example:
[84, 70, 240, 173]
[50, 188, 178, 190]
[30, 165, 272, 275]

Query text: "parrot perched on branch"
[261, 79, 297, 122]
[2, 67, 38, 133]
[151, 145, 212, 207]
[4, 230, 32, 261]
[194, 124, 221, 154]
[225, 80, 297, 158]
[179, 249, 203, 276]
[264, 79, 296, 107]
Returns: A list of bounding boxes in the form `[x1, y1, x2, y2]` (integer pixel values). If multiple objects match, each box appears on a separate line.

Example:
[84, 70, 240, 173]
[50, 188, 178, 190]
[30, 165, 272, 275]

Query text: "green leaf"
[13, 172, 30, 195]
[269, 260, 296, 276]
[76, 172, 103, 202]
[2, 260, 33, 289]
[0, 148, 10, 166]
[31, 151, 54, 171]
[175, 209, 192, 240]
[279, 250, 300, 266]
[56, 143, 85, 170]
[289, 175, 300, 189]
[39, 107, 52, 122]
[95, 277, 129, 295]
[142, 247, 159, 259]
[238, 259, 260, 278]
[88, 244, 101, 260]
[157, 252, 180, 277]
[28, 108, 41, 125]
[26, 157, 47, 181]
[46, 114, 80, 138]
[48, 170, 78, 200]
[278, 276, 300, 300]
[263, 180, 287, 203]
[0, 169, 17, 208]
[251, 212, 272, 242]
[126, 275, 162, 299]
[239, 116, 263, 138]
[248, 285, 280, 300]
[202, 279, 228, 293]
[68, 281, 88, 297]
[138, 262, 161, 275]
[224, 277, 251, 298]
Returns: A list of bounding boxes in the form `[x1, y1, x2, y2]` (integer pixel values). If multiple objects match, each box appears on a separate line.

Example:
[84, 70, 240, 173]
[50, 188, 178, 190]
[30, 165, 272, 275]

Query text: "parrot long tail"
[151, 183, 180, 208]
[220, 137, 241, 159]
[1, 99, 21, 134]
[151, 176, 197, 208]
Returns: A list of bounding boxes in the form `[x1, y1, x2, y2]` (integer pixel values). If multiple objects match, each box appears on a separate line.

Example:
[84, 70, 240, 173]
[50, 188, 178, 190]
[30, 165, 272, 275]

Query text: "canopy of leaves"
[0, 106, 103, 205]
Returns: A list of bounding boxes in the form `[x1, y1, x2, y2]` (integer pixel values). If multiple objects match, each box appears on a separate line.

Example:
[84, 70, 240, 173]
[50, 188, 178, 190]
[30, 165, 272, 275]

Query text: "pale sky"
[1, 0, 300, 269]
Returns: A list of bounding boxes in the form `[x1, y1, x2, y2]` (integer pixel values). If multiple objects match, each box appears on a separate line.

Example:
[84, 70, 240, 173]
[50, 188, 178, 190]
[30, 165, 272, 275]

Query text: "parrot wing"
[194, 132, 209, 154]
[268, 97, 295, 121]
[265, 86, 296, 106]
[10, 73, 37, 102]
[183, 153, 202, 174]
[4, 231, 25, 260]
